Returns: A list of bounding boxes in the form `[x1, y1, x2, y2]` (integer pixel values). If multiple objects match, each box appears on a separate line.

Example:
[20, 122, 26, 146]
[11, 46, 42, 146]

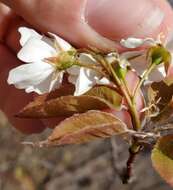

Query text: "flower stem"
[108, 63, 141, 130]
[133, 63, 156, 99]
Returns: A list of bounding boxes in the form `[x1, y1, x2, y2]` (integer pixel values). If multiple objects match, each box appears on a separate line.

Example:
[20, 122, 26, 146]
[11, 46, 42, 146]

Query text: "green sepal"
[148, 45, 171, 65]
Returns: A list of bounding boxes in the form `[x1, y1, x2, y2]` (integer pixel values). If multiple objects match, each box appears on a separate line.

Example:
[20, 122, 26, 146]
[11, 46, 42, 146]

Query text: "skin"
[0, 0, 173, 134]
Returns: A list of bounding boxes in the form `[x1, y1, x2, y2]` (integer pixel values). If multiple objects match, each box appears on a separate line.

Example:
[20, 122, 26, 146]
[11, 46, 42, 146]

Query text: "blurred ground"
[1, 0, 173, 190]
[0, 110, 172, 190]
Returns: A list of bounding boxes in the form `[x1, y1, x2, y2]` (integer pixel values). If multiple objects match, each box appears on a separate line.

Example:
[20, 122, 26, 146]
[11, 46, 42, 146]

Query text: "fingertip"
[86, 0, 173, 42]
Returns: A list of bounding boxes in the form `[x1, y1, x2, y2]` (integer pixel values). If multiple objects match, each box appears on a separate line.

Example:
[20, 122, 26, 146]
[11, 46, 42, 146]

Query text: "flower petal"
[17, 37, 57, 63]
[18, 27, 42, 46]
[71, 67, 100, 96]
[120, 37, 156, 49]
[7, 62, 55, 89]
[25, 71, 64, 94]
[48, 33, 72, 51]
[96, 77, 111, 85]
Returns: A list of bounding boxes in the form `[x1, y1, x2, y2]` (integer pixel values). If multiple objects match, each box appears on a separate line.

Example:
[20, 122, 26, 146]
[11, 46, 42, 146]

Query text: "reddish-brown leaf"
[85, 86, 122, 109]
[17, 95, 112, 119]
[37, 111, 128, 147]
[150, 81, 173, 110]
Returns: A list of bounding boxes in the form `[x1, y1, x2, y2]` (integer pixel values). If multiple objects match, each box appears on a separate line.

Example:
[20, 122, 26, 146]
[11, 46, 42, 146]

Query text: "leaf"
[152, 100, 173, 124]
[148, 81, 173, 123]
[150, 81, 173, 111]
[17, 95, 113, 119]
[85, 86, 122, 109]
[34, 83, 75, 102]
[37, 111, 128, 147]
[152, 135, 173, 187]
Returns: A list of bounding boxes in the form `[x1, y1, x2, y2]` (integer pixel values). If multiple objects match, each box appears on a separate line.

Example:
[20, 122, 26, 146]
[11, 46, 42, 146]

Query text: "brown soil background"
[1, 1, 173, 189]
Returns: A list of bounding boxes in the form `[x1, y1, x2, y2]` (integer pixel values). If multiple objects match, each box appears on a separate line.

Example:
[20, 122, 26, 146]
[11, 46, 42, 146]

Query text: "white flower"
[8, 27, 108, 96]
[67, 53, 109, 96]
[7, 27, 73, 94]
[120, 37, 158, 49]
[120, 36, 172, 83]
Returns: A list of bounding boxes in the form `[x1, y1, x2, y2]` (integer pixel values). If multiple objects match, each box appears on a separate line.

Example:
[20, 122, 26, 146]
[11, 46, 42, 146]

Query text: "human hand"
[0, 0, 173, 134]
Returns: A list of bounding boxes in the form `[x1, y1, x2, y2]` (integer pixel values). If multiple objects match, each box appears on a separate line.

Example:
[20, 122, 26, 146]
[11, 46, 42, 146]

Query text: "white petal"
[25, 71, 64, 94]
[73, 68, 100, 96]
[8, 62, 55, 89]
[48, 33, 72, 51]
[96, 77, 111, 85]
[17, 37, 57, 63]
[49, 71, 64, 92]
[18, 27, 42, 46]
[120, 37, 156, 49]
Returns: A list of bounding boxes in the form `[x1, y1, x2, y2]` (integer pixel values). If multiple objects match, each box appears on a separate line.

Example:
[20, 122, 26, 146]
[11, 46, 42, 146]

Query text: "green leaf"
[85, 86, 122, 109]
[37, 111, 128, 147]
[152, 135, 173, 187]
[17, 95, 113, 119]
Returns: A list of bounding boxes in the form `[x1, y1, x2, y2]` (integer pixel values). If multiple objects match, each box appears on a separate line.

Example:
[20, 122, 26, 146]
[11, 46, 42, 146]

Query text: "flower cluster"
[6, 27, 173, 186]
[8, 27, 109, 96]
[8, 27, 173, 97]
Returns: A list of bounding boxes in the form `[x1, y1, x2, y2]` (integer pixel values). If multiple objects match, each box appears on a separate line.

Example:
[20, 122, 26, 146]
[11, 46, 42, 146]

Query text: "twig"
[122, 148, 137, 184]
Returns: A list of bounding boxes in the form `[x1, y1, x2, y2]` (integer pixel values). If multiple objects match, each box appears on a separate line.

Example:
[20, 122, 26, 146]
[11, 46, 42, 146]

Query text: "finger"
[1, 0, 173, 51]
[0, 3, 46, 133]
[0, 45, 46, 134]
[0, 3, 70, 133]
[86, 0, 173, 41]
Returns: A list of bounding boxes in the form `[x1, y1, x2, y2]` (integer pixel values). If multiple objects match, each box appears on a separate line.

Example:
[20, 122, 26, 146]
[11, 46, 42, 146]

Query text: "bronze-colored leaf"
[152, 135, 173, 187]
[150, 81, 173, 111]
[152, 100, 173, 124]
[85, 86, 122, 109]
[33, 83, 75, 103]
[40, 111, 128, 147]
[17, 95, 112, 119]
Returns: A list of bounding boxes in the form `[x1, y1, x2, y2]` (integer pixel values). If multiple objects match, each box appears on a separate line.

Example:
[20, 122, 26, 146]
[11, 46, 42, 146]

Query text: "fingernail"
[85, 0, 164, 40]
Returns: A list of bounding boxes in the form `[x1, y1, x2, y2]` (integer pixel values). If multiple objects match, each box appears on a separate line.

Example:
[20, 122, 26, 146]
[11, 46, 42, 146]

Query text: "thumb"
[86, 0, 173, 41]
[1, 0, 173, 51]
